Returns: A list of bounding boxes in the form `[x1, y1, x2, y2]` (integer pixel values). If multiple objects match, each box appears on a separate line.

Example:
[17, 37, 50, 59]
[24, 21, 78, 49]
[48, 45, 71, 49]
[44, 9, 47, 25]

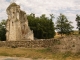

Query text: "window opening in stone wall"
[13, 12, 15, 18]
[12, 21, 13, 26]
[24, 18, 25, 20]
[13, 12, 15, 14]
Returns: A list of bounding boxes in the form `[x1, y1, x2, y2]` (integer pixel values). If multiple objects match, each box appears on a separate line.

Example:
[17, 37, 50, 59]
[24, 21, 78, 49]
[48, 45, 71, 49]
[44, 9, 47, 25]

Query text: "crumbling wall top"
[7, 3, 20, 10]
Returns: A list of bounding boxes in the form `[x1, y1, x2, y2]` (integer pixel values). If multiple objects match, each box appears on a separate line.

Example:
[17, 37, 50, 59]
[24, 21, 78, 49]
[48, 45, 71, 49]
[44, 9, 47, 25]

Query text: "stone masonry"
[6, 3, 34, 41]
[0, 36, 80, 53]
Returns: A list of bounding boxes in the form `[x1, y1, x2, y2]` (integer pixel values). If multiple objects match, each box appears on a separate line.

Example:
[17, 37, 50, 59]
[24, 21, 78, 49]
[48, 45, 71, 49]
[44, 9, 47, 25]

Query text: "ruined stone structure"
[0, 36, 80, 53]
[6, 3, 34, 41]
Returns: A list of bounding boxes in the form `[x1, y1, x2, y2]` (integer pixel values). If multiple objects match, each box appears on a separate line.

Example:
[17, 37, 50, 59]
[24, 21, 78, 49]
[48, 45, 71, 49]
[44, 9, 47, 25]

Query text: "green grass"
[0, 47, 79, 60]
[0, 52, 9, 56]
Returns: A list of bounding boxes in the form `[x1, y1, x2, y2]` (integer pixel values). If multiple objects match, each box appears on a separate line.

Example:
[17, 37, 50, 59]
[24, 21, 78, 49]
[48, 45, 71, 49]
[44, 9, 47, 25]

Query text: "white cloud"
[0, 0, 80, 30]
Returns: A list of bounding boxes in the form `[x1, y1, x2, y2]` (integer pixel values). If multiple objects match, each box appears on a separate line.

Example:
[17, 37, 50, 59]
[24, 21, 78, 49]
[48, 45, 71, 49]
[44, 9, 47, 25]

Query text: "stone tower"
[6, 3, 34, 41]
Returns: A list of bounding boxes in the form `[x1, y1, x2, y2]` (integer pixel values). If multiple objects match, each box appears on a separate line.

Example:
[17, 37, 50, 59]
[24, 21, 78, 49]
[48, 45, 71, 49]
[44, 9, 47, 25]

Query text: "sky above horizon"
[0, 0, 80, 30]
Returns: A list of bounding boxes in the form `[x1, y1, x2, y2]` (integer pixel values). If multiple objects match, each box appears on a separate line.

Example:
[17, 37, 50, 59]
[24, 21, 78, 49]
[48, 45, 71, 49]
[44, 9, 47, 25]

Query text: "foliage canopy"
[27, 13, 55, 39]
[56, 14, 73, 36]
[0, 20, 6, 41]
[75, 14, 80, 34]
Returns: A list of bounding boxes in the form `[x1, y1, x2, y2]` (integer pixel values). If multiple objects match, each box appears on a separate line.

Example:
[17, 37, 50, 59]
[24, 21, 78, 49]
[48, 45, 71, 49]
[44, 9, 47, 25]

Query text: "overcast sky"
[0, 0, 80, 30]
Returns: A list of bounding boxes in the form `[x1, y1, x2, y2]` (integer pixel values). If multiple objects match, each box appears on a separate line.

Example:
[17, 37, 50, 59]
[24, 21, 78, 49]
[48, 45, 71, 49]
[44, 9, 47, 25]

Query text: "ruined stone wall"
[0, 36, 80, 53]
[0, 39, 55, 48]
[6, 3, 34, 41]
[51, 36, 80, 53]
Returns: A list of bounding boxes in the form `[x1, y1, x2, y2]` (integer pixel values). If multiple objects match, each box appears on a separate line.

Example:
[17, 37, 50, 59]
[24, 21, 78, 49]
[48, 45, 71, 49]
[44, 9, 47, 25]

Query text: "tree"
[56, 14, 74, 36]
[75, 14, 80, 34]
[0, 20, 6, 41]
[27, 13, 55, 39]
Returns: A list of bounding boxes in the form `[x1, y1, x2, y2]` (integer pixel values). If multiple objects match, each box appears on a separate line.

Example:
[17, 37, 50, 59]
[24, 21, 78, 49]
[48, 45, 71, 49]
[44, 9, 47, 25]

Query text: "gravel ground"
[0, 56, 53, 60]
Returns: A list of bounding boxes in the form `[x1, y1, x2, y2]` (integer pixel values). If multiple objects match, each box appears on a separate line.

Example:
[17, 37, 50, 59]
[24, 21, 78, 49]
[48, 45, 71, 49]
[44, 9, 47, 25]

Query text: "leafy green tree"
[0, 20, 6, 41]
[56, 14, 74, 36]
[75, 14, 80, 34]
[27, 13, 55, 39]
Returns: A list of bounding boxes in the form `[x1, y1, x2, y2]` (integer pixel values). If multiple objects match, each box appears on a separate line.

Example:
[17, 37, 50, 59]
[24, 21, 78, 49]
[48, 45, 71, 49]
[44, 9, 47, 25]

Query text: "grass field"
[0, 47, 79, 60]
[54, 30, 79, 39]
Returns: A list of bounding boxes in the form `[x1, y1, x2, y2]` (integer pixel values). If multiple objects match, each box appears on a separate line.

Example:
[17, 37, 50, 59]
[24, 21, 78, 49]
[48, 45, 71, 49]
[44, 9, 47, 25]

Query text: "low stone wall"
[0, 36, 80, 53]
[51, 36, 80, 53]
[0, 39, 59, 48]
